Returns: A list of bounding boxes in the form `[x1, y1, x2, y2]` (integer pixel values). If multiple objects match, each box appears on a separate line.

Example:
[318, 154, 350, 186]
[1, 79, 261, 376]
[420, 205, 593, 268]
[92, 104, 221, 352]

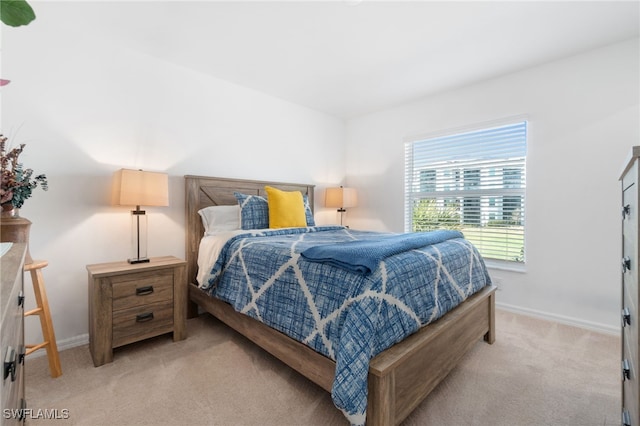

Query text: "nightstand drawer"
[111, 270, 173, 312]
[112, 301, 173, 348]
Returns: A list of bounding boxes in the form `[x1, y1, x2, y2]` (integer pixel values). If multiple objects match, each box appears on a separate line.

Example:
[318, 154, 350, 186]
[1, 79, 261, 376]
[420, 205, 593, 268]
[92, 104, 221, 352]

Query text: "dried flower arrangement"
[0, 134, 48, 212]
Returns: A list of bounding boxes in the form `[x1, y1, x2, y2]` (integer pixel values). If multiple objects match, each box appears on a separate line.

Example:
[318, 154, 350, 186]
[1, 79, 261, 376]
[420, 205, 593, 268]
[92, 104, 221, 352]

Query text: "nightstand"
[87, 256, 187, 367]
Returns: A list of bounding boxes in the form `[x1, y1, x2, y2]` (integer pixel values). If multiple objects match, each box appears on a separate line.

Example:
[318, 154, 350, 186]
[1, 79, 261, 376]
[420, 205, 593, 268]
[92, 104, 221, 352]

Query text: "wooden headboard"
[184, 175, 315, 286]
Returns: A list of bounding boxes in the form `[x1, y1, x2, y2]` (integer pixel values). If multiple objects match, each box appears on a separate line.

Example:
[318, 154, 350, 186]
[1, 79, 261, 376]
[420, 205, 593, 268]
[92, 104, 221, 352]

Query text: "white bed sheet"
[196, 227, 316, 286]
[196, 230, 247, 286]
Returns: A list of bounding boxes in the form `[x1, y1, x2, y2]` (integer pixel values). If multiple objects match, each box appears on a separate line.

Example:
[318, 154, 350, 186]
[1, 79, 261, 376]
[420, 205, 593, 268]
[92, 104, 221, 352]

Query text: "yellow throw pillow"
[265, 186, 307, 228]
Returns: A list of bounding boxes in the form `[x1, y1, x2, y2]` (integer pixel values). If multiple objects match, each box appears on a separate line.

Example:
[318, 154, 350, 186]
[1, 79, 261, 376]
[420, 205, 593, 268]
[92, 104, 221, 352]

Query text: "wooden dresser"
[87, 256, 187, 367]
[621, 146, 640, 426]
[1, 243, 27, 425]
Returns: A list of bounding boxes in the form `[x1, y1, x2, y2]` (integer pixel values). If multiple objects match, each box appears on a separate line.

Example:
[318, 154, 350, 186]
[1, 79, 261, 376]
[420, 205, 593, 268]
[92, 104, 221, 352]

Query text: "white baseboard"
[496, 302, 619, 336]
[27, 334, 89, 359]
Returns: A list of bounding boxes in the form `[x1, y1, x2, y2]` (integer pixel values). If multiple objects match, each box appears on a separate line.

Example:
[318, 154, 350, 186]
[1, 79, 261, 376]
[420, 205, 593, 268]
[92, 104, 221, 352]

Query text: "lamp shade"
[112, 169, 169, 207]
[325, 186, 357, 209]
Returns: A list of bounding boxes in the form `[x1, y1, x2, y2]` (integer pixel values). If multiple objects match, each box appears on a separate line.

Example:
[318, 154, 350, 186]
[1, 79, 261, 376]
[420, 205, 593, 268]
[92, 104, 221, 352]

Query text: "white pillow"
[198, 205, 240, 234]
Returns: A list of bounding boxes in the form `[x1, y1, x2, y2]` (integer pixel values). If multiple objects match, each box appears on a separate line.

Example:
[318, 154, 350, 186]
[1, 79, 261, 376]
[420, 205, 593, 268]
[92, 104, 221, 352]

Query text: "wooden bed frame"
[184, 175, 496, 425]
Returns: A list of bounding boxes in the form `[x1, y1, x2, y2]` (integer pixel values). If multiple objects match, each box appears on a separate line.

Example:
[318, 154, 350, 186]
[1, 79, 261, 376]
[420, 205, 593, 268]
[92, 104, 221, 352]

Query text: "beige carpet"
[25, 310, 619, 426]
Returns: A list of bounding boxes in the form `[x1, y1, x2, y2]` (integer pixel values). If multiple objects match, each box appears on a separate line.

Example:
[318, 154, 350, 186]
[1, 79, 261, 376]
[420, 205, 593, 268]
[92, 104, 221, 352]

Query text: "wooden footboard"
[190, 283, 496, 425]
[367, 285, 496, 425]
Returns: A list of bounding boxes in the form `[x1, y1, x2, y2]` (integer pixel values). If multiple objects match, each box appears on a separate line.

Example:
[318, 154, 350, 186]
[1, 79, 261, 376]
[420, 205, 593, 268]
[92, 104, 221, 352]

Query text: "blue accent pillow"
[234, 192, 269, 229]
[303, 194, 315, 227]
[234, 191, 315, 229]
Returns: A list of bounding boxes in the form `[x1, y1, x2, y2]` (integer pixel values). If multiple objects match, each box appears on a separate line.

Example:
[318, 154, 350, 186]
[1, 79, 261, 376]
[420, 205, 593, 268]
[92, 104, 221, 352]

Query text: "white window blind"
[405, 121, 527, 263]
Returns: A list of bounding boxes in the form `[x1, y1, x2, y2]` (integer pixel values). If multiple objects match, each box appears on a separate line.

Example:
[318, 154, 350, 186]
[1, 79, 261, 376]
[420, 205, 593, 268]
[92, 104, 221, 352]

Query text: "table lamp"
[112, 169, 169, 264]
[325, 186, 357, 226]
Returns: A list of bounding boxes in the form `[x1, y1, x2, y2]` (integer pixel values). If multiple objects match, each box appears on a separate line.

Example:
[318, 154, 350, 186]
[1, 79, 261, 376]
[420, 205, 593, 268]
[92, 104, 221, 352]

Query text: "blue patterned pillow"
[303, 194, 315, 227]
[235, 191, 315, 229]
[234, 192, 269, 229]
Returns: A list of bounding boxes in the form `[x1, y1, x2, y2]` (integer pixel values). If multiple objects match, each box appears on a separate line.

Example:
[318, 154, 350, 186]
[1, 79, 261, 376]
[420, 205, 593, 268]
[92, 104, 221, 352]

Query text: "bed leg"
[187, 285, 199, 318]
[484, 291, 496, 344]
[367, 372, 395, 426]
[187, 301, 199, 319]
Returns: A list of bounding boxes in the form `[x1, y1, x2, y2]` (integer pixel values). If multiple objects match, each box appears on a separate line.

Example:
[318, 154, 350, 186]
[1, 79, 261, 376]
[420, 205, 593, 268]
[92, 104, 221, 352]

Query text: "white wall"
[346, 38, 640, 333]
[2, 4, 636, 349]
[1, 4, 345, 348]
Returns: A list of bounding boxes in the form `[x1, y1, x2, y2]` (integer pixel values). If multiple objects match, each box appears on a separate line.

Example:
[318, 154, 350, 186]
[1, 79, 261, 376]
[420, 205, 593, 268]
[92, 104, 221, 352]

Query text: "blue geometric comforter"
[200, 226, 491, 425]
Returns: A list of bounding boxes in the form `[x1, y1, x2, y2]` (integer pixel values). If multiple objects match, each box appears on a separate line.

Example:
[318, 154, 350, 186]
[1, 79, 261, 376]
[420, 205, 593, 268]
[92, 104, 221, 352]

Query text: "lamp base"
[130, 207, 149, 265]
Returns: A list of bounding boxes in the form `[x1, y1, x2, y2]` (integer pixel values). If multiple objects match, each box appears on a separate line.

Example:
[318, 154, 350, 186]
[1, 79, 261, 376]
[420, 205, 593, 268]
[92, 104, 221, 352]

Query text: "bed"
[185, 175, 496, 425]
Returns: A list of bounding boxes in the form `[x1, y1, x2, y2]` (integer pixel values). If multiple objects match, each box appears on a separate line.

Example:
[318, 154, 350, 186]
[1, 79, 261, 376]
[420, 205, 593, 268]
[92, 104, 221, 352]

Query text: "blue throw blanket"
[300, 229, 464, 275]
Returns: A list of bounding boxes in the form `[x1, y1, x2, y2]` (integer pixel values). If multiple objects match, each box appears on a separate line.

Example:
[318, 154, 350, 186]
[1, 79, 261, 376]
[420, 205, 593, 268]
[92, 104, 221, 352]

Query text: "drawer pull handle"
[136, 286, 154, 296]
[623, 204, 631, 219]
[623, 257, 632, 273]
[136, 312, 154, 322]
[623, 409, 632, 426]
[17, 290, 24, 307]
[4, 347, 17, 382]
[18, 345, 25, 365]
[623, 307, 631, 327]
[623, 359, 631, 380]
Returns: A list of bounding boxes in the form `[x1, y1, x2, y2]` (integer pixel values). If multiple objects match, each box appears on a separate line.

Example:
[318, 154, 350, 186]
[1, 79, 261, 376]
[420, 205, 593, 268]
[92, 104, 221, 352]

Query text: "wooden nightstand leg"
[89, 274, 113, 367]
[173, 264, 187, 341]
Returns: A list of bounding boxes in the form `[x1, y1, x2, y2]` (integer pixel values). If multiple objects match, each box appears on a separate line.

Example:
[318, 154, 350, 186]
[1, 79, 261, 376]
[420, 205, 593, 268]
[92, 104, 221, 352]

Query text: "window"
[405, 121, 527, 263]
[419, 170, 436, 193]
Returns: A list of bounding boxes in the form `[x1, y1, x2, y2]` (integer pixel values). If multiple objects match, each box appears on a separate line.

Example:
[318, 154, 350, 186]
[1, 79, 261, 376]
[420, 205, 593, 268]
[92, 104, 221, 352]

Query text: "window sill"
[484, 259, 526, 273]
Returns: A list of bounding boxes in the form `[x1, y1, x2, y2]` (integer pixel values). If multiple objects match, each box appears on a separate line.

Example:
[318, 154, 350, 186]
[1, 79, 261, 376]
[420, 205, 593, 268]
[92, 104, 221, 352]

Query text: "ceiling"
[84, 1, 639, 119]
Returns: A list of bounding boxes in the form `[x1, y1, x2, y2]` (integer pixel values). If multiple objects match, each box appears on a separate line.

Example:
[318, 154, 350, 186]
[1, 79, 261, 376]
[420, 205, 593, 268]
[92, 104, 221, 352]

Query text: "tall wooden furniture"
[87, 256, 187, 367]
[1, 243, 27, 425]
[621, 146, 640, 426]
[23, 260, 62, 378]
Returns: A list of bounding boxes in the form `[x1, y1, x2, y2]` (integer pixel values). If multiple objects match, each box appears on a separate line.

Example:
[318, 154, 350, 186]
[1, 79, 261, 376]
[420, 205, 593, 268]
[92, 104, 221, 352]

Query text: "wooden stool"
[24, 260, 62, 378]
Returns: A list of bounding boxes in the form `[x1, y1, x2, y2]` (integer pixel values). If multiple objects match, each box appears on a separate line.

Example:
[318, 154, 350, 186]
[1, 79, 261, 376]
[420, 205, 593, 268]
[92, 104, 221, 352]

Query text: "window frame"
[404, 118, 528, 268]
